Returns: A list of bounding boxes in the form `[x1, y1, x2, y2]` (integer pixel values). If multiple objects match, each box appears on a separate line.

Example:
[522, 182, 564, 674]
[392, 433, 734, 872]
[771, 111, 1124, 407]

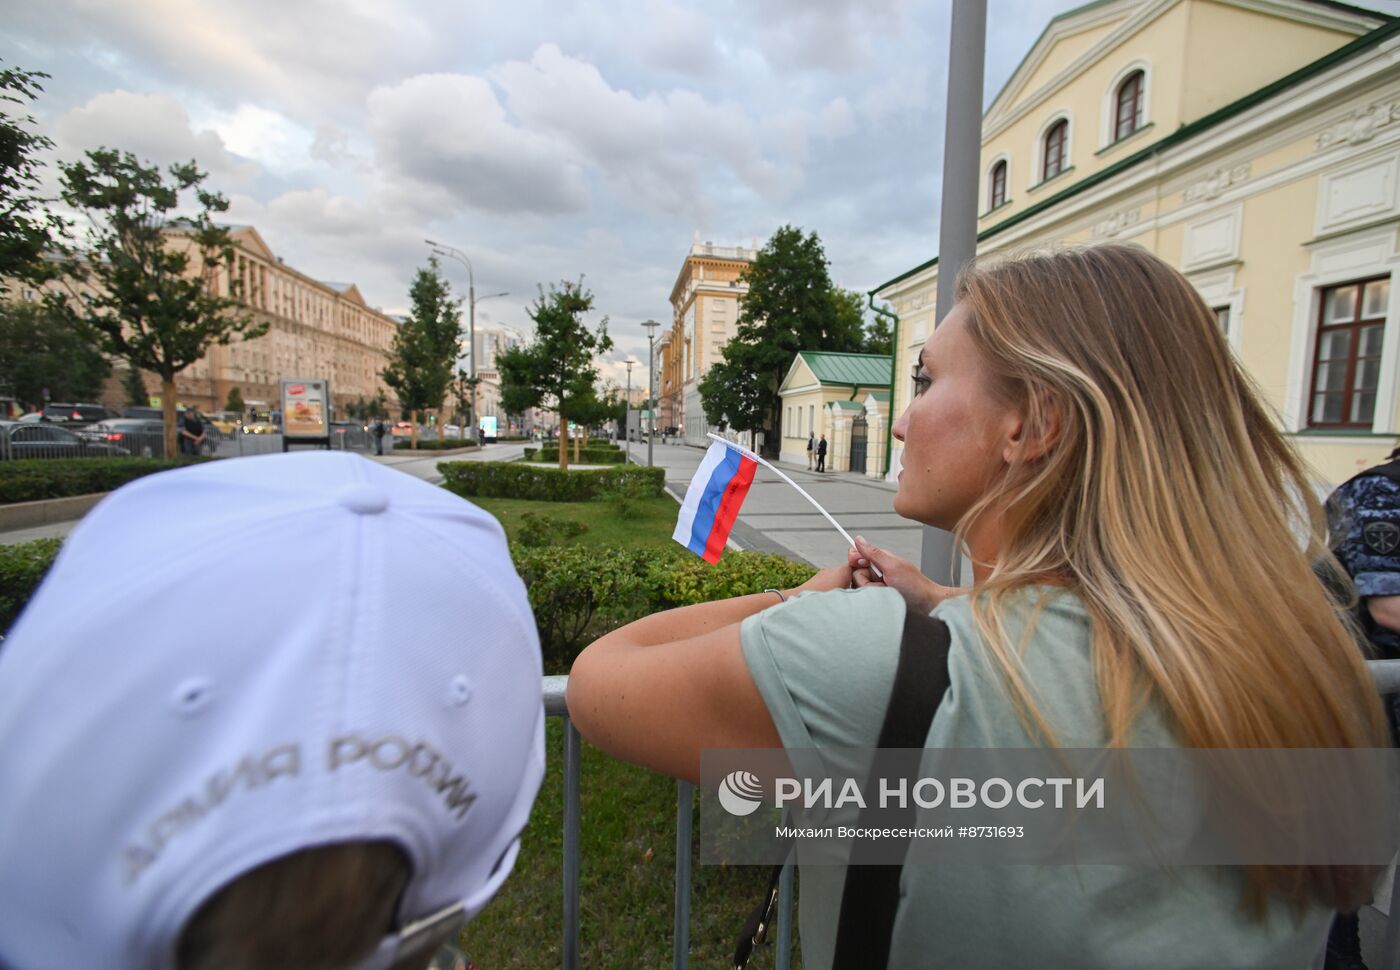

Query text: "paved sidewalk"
[634, 438, 922, 568]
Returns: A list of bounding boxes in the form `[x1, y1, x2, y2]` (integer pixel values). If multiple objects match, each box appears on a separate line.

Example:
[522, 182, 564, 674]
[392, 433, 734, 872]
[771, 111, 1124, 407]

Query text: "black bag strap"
[732, 609, 953, 970]
[830, 610, 953, 970]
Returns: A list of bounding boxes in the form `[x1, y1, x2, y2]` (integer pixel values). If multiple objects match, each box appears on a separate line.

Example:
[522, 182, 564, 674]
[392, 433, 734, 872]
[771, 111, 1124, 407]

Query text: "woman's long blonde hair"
[952, 243, 1388, 914]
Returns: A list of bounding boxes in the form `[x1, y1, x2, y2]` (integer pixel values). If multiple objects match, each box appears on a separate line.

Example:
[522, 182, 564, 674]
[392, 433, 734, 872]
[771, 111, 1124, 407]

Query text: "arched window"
[1114, 70, 1144, 142]
[988, 159, 1008, 210]
[1042, 120, 1068, 182]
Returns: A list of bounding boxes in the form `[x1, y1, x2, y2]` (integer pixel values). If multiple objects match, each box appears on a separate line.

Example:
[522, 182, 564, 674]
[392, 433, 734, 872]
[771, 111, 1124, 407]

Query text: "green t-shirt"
[740, 585, 1331, 969]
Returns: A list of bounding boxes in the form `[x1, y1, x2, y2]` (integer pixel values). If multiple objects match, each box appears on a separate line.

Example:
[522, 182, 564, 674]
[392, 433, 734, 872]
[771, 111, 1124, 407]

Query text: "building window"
[988, 160, 1007, 210]
[1308, 277, 1390, 428]
[1042, 120, 1068, 182]
[1213, 305, 1230, 337]
[1114, 71, 1144, 142]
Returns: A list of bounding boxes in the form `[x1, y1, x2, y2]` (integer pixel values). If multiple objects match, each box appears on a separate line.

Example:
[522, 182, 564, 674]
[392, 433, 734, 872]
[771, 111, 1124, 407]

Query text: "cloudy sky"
[6, 0, 1397, 384]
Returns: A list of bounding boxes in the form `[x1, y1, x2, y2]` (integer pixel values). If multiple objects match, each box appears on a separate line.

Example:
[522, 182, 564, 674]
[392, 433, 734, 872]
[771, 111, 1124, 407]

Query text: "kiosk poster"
[281, 379, 329, 438]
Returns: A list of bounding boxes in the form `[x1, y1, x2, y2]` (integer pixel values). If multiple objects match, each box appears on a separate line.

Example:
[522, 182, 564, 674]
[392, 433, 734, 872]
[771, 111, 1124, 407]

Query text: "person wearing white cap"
[0, 451, 546, 970]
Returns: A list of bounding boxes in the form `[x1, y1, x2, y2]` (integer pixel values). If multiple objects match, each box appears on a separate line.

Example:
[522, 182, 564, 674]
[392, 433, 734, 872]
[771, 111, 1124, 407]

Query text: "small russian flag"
[672, 440, 758, 563]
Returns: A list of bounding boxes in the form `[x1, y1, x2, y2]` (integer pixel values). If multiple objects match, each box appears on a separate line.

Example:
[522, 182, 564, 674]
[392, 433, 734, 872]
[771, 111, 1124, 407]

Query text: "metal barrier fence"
[0, 424, 376, 461]
[543, 662, 1400, 970]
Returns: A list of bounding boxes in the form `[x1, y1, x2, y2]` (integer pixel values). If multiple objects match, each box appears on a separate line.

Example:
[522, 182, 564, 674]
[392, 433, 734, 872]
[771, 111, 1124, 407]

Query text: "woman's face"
[891, 304, 1020, 530]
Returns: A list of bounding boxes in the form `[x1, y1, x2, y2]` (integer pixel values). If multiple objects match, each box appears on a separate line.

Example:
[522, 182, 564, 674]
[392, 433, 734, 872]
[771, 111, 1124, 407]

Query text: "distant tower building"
[666, 234, 759, 446]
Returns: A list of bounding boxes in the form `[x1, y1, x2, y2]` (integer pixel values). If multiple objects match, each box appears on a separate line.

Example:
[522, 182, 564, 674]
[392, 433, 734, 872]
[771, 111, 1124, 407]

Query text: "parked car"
[0, 421, 128, 460]
[78, 419, 169, 458]
[41, 403, 119, 428]
[391, 421, 414, 438]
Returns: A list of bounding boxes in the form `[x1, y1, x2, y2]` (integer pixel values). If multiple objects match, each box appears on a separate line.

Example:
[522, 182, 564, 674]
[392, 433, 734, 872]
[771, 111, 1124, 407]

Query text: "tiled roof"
[799, 351, 892, 388]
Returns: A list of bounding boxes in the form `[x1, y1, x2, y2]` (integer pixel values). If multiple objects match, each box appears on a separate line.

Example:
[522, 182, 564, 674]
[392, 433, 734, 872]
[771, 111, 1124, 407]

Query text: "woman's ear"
[1002, 387, 1061, 464]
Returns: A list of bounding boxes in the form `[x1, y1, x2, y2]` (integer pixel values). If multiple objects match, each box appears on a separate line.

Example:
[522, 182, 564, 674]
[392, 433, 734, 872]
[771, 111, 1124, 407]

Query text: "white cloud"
[638, 0, 720, 77]
[51, 90, 260, 188]
[366, 72, 591, 217]
[493, 44, 797, 215]
[205, 104, 314, 172]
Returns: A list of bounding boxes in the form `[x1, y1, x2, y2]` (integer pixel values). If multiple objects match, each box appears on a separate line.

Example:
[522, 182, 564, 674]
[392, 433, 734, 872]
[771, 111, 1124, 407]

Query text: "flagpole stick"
[706, 433, 883, 579]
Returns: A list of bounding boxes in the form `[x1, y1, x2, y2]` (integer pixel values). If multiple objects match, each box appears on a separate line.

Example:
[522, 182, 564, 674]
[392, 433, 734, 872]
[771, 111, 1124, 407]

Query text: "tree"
[864, 309, 894, 356]
[0, 299, 110, 410]
[698, 226, 863, 455]
[224, 386, 245, 415]
[382, 257, 461, 447]
[50, 149, 264, 455]
[498, 280, 612, 470]
[123, 366, 149, 408]
[0, 65, 63, 285]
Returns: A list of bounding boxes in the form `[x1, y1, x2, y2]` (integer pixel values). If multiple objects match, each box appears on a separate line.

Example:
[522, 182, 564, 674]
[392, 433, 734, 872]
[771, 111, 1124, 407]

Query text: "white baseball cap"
[0, 451, 545, 969]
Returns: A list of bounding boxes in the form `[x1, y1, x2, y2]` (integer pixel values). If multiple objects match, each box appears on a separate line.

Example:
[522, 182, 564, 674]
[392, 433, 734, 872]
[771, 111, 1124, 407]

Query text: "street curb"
[0, 492, 107, 532]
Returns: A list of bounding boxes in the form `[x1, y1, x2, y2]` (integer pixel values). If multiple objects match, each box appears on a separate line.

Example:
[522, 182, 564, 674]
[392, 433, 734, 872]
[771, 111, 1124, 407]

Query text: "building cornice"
[874, 18, 1400, 298]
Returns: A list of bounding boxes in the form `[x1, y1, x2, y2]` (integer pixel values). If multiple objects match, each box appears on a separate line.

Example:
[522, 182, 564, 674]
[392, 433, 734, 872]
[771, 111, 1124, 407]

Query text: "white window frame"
[984, 153, 1011, 214]
[1284, 225, 1400, 433]
[1099, 60, 1153, 150]
[1033, 110, 1074, 189]
[1189, 268, 1245, 356]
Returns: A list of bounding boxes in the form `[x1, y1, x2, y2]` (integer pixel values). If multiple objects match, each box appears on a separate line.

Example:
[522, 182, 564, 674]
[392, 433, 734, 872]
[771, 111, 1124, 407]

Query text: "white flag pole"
[706, 433, 883, 578]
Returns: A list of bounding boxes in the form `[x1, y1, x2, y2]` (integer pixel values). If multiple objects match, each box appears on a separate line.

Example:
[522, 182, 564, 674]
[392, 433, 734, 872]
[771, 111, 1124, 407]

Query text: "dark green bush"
[513, 544, 815, 668]
[596, 474, 652, 519]
[0, 458, 207, 505]
[517, 512, 590, 548]
[440, 462, 664, 502]
[0, 538, 61, 634]
[392, 440, 478, 451]
[522, 446, 624, 464]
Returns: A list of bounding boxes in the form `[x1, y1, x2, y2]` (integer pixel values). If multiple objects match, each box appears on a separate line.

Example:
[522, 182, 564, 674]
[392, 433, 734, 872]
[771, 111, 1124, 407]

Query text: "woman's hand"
[847, 534, 968, 615]
[791, 562, 854, 596]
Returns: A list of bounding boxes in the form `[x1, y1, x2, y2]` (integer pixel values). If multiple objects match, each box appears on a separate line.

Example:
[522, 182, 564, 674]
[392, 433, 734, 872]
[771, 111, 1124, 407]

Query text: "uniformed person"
[1324, 445, 1400, 970]
[1328, 445, 1400, 662]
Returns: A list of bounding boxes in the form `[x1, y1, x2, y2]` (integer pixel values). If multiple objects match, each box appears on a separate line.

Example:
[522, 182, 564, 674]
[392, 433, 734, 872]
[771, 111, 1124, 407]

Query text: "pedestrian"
[372, 417, 387, 456]
[0, 451, 545, 970]
[1323, 445, 1400, 970]
[178, 406, 206, 457]
[807, 431, 815, 470]
[816, 434, 827, 473]
[567, 244, 1387, 969]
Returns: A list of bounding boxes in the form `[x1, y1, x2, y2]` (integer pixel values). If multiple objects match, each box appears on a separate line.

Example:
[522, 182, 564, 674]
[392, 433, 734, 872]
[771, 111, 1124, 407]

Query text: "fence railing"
[0, 425, 377, 461]
[543, 662, 1400, 970]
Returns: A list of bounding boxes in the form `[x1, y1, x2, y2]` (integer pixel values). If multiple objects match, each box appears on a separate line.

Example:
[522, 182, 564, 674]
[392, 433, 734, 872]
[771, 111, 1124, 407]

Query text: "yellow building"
[873, 0, 1399, 486]
[131, 225, 399, 417]
[777, 351, 892, 472]
[666, 237, 759, 445]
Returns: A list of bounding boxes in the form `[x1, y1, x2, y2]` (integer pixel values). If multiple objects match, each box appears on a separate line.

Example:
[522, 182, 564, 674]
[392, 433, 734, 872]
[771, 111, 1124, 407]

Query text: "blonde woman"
[567, 244, 1388, 969]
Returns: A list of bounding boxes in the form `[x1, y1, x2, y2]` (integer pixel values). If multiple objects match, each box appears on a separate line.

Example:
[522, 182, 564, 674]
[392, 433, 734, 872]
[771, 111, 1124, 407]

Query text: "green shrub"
[522, 446, 624, 464]
[392, 439, 478, 451]
[516, 511, 590, 548]
[596, 474, 652, 519]
[0, 457, 207, 505]
[440, 462, 664, 502]
[0, 538, 61, 634]
[513, 544, 816, 667]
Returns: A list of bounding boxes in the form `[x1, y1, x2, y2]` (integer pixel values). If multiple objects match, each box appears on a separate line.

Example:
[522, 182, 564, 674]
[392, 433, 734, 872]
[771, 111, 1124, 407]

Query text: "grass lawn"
[472, 494, 681, 552]
[464, 719, 802, 969]
[462, 491, 805, 968]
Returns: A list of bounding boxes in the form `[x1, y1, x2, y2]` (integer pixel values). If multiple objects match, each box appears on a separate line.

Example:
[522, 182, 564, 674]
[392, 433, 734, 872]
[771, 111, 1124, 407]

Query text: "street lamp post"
[642, 319, 659, 467]
[624, 357, 637, 465]
[425, 240, 506, 445]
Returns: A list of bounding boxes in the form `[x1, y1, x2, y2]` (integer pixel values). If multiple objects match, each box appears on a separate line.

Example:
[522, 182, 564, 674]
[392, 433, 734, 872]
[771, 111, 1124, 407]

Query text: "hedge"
[0, 457, 207, 505]
[440, 462, 665, 501]
[522, 447, 625, 464]
[0, 538, 61, 634]
[392, 440, 479, 451]
[0, 536, 816, 669]
[514, 545, 815, 667]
